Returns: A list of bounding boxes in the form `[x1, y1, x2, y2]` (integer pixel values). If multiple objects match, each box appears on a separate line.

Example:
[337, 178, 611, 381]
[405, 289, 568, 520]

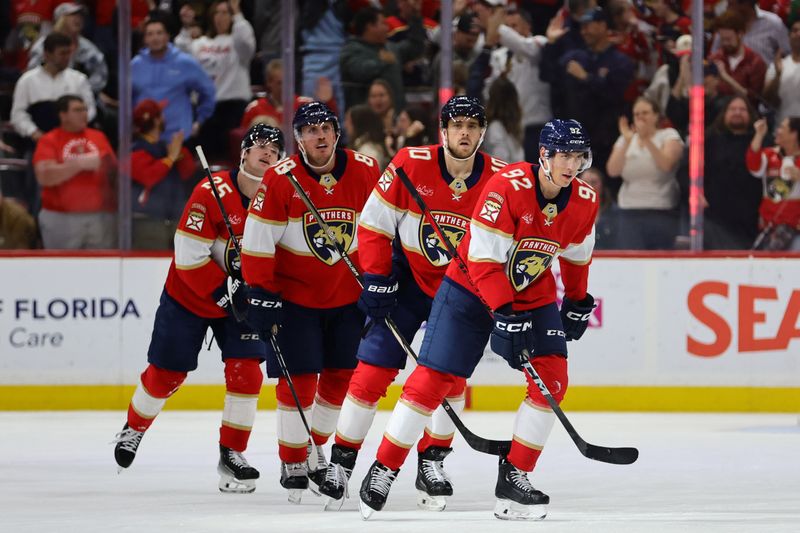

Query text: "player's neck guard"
[440, 128, 485, 163]
[297, 132, 341, 173]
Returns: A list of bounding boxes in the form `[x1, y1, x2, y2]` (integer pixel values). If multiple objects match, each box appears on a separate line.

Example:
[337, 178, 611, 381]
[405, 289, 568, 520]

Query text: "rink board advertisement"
[0, 254, 798, 411]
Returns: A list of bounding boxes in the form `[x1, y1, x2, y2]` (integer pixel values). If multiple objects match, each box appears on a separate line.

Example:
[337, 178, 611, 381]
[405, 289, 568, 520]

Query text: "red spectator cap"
[133, 99, 166, 131]
[54, 2, 86, 20]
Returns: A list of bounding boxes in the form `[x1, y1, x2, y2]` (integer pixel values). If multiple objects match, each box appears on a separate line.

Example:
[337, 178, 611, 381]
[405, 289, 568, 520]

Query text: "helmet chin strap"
[296, 132, 340, 172]
[440, 128, 485, 162]
[539, 150, 593, 184]
[539, 154, 555, 183]
[239, 161, 264, 182]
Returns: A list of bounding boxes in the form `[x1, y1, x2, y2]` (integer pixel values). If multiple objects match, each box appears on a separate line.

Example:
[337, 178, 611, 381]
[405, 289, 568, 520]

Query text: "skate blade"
[359, 499, 376, 520]
[324, 496, 345, 511]
[218, 475, 256, 494]
[287, 489, 305, 504]
[416, 490, 447, 511]
[116, 465, 127, 474]
[493, 498, 547, 521]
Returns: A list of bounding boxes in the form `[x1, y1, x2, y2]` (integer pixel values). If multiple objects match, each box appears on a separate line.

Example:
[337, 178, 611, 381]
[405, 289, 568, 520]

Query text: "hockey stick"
[195, 147, 318, 459]
[282, 168, 511, 456]
[395, 167, 638, 465]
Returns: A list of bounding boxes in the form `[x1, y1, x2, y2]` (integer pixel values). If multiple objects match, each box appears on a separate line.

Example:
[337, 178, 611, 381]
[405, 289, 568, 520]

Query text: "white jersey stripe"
[469, 222, 514, 264]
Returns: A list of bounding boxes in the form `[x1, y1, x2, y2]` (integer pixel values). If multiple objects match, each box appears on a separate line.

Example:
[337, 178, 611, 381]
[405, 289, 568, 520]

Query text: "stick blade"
[580, 443, 639, 465]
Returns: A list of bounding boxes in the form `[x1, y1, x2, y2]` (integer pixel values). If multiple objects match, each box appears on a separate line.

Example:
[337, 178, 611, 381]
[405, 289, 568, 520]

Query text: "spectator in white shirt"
[176, 0, 256, 163]
[11, 32, 95, 143]
[764, 21, 800, 125]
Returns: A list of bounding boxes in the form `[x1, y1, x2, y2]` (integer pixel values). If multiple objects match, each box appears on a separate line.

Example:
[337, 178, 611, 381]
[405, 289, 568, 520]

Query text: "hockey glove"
[357, 273, 399, 319]
[490, 312, 534, 370]
[245, 286, 283, 335]
[213, 277, 249, 320]
[560, 293, 596, 341]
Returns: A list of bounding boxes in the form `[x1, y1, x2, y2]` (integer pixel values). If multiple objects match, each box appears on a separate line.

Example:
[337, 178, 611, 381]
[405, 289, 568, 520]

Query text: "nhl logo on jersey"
[508, 237, 559, 292]
[303, 208, 356, 266]
[185, 209, 205, 232]
[419, 211, 469, 266]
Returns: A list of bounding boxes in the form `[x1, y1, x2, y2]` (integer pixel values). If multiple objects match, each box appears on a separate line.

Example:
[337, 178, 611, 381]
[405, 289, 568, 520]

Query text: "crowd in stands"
[0, 0, 799, 251]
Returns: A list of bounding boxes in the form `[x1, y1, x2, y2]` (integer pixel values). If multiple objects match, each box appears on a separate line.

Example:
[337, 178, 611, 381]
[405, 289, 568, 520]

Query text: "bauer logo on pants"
[419, 211, 469, 266]
[303, 208, 356, 266]
[508, 237, 558, 292]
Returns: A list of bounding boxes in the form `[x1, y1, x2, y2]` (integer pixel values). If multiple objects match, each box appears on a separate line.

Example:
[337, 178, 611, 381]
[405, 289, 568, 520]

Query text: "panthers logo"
[303, 208, 356, 266]
[419, 211, 469, 266]
[223, 235, 242, 278]
[508, 237, 559, 292]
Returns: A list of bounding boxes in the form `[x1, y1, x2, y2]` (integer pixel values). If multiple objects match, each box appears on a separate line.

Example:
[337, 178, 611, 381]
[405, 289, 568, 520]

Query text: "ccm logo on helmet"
[249, 299, 283, 309]
[495, 320, 532, 333]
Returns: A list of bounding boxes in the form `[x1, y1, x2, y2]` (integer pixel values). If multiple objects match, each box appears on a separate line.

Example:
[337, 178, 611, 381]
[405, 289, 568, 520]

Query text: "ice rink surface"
[2, 410, 799, 533]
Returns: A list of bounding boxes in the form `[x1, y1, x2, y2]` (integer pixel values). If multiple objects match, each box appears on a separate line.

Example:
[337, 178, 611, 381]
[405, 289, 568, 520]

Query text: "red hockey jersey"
[358, 145, 507, 298]
[164, 169, 249, 318]
[241, 149, 381, 308]
[447, 162, 599, 312]
[745, 146, 800, 228]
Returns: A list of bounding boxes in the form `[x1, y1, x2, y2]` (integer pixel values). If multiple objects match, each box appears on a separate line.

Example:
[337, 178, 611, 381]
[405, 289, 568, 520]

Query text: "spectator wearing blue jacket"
[131, 17, 216, 142]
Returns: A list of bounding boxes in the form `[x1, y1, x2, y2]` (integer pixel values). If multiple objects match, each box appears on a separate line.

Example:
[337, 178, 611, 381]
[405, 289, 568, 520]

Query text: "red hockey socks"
[219, 358, 263, 452]
[335, 362, 399, 450]
[127, 364, 187, 432]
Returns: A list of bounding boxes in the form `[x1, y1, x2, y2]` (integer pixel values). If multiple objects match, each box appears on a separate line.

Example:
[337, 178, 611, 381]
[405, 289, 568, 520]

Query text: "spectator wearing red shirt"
[33, 94, 117, 249]
[131, 99, 197, 250]
[708, 10, 768, 108]
[6, 0, 55, 71]
[747, 115, 800, 249]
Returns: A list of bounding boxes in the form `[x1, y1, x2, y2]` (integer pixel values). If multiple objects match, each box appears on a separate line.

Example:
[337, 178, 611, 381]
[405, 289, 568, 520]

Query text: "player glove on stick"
[357, 273, 399, 319]
[246, 286, 283, 334]
[213, 277, 248, 319]
[490, 311, 534, 370]
[560, 294, 596, 341]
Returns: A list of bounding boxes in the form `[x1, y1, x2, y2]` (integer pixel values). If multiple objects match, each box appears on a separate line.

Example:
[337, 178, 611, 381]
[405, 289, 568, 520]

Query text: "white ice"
[2, 411, 799, 532]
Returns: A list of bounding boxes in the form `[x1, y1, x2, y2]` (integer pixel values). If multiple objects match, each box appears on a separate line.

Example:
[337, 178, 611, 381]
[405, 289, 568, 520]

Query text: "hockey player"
[358, 119, 599, 520]
[317, 96, 508, 511]
[240, 101, 381, 503]
[112, 124, 286, 494]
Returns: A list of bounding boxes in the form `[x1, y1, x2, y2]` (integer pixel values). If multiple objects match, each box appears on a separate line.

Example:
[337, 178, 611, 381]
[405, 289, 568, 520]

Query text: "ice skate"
[112, 423, 144, 473]
[493, 456, 549, 521]
[359, 460, 399, 520]
[280, 461, 309, 504]
[217, 445, 259, 494]
[318, 444, 358, 511]
[415, 446, 453, 511]
[306, 442, 327, 496]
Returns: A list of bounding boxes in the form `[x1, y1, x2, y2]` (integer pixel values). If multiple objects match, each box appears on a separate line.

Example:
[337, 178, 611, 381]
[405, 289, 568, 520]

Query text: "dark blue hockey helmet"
[440, 95, 486, 128]
[292, 101, 340, 137]
[241, 123, 285, 157]
[539, 119, 591, 156]
[539, 119, 592, 174]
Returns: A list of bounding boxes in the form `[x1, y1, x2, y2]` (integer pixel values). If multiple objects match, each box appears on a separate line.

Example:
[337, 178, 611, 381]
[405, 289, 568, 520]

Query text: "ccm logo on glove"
[565, 310, 592, 321]
[249, 298, 283, 309]
[494, 320, 533, 333]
